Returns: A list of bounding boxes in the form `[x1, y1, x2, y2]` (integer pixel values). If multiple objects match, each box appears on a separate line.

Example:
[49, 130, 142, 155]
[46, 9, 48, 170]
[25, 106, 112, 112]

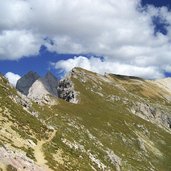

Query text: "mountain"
[27, 71, 59, 103]
[1, 67, 171, 171]
[16, 71, 40, 96]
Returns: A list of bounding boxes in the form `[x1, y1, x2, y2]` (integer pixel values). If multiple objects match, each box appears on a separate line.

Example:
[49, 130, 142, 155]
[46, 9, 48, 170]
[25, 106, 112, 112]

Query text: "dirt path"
[34, 130, 57, 171]
[0, 163, 7, 171]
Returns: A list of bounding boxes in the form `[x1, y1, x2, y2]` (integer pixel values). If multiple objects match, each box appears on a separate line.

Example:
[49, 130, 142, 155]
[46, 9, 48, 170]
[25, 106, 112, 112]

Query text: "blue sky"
[0, 46, 76, 78]
[141, 0, 171, 8]
[1, 0, 171, 83]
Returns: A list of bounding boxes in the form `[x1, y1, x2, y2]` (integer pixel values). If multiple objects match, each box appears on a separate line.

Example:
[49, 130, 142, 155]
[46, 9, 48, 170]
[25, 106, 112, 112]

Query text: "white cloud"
[52, 56, 164, 79]
[5, 72, 21, 87]
[0, 30, 41, 60]
[0, 0, 31, 31]
[1, 0, 171, 78]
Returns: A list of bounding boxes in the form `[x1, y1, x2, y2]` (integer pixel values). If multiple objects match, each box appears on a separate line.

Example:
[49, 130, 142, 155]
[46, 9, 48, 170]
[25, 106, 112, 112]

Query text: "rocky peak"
[16, 71, 40, 95]
[45, 71, 57, 80]
[43, 71, 59, 96]
[27, 72, 59, 103]
[16, 70, 79, 103]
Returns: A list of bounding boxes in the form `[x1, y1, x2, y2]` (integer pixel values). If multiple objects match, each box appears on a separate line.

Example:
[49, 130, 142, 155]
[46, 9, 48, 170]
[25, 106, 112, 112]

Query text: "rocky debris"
[61, 138, 85, 152]
[0, 146, 46, 171]
[106, 95, 129, 105]
[167, 117, 171, 128]
[131, 102, 171, 130]
[90, 87, 104, 97]
[8, 92, 39, 117]
[108, 95, 121, 101]
[16, 71, 40, 95]
[13, 92, 32, 109]
[132, 102, 156, 120]
[88, 152, 107, 170]
[106, 149, 122, 171]
[57, 78, 78, 103]
[137, 138, 146, 152]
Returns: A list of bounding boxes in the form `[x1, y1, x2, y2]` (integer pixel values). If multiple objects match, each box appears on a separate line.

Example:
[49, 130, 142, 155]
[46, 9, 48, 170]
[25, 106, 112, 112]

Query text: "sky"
[1, 0, 171, 86]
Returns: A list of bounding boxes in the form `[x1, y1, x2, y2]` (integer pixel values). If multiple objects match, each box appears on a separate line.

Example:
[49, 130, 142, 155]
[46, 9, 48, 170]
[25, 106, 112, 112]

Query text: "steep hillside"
[0, 68, 171, 171]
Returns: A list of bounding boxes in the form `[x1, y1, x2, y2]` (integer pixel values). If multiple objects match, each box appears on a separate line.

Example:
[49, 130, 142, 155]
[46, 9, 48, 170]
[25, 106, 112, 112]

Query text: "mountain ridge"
[0, 67, 171, 171]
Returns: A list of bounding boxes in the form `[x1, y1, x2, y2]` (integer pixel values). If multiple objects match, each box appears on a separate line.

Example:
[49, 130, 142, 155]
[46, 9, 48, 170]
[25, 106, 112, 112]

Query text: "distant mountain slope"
[0, 68, 171, 171]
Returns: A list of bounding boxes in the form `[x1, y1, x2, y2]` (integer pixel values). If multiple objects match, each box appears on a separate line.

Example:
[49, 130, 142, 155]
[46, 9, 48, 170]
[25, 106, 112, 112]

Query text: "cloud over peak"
[1, 0, 171, 78]
[52, 56, 164, 79]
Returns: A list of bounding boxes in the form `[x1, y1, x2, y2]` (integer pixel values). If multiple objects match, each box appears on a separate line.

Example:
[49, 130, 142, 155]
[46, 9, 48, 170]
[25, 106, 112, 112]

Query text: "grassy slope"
[1, 69, 171, 171]
[0, 75, 49, 163]
[33, 68, 171, 171]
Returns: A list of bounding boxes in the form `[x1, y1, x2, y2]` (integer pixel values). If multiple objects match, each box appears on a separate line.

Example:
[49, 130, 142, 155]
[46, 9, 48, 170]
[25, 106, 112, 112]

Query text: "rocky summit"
[16, 71, 40, 96]
[27, 71, 59, 103]
[1, 67, 171, 171]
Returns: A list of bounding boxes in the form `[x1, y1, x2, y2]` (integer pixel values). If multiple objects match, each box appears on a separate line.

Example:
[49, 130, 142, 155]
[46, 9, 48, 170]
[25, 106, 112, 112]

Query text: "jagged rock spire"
[28, 71, 59, 102]
[16, 71, 40, 95]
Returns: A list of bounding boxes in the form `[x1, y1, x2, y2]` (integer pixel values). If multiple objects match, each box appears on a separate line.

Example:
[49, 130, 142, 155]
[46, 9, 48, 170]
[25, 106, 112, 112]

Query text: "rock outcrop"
[16, 71, 40, 95]
[58, 78, 78, 103]
[131, 102, 171, 130]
